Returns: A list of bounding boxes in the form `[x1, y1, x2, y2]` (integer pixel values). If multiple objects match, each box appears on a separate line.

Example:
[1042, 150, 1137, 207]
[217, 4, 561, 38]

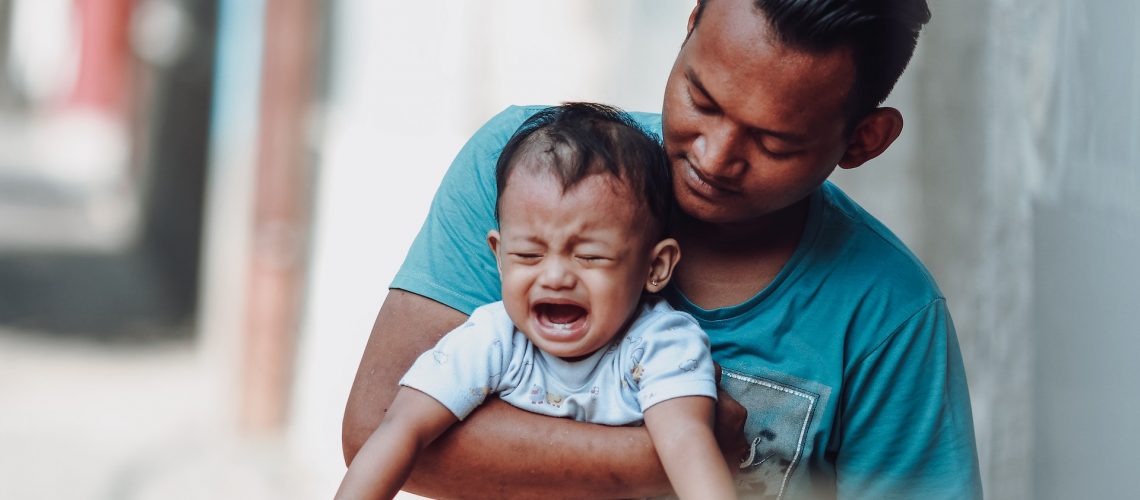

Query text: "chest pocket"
[721, 368, 820, 500]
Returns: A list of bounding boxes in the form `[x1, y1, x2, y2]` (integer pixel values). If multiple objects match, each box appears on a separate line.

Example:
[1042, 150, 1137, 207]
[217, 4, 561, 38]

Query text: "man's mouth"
[682, 160, 736, 197]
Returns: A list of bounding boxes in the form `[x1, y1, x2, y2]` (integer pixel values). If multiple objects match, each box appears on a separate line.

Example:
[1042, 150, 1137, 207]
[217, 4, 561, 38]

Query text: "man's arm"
[835, 299, 982, 499]
[342, 290, 677, 498]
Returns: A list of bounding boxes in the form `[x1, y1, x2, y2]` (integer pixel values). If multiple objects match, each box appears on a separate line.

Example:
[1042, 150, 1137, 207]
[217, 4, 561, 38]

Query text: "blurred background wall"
[0, 1, 1136, 499]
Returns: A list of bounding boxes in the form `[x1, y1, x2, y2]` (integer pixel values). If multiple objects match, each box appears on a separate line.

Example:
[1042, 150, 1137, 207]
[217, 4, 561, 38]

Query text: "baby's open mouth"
[535, 303, 587, 331]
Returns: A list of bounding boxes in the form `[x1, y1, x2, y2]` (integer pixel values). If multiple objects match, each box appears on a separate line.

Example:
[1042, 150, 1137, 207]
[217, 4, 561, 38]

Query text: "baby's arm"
[336, 387, 458, 500]
[643, 396, 737, 500]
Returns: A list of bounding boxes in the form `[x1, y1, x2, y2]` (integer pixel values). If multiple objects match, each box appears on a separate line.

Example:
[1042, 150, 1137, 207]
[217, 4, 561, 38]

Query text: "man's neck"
[670, 198, 811, 309]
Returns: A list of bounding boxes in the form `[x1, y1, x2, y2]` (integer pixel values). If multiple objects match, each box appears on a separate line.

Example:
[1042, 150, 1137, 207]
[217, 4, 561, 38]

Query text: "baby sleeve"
[628, 311, 718, 411]
[399, 303, 515, 420]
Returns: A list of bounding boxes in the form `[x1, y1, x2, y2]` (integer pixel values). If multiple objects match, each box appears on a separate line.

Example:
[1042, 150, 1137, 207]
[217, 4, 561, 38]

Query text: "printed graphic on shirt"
[630, 341, 646, 383]
[545, 392, 565, 408]
[721, 369, 823, 500]
[631, 363, 645, 383]
[528, 384, 545, 405]
[679, 358, 699, 372]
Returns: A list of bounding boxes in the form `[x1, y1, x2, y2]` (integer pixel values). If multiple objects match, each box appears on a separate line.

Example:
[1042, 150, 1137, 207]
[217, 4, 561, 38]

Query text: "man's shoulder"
[480, 105, 662, 142]
[789, 182, 948, 353]
[813, 182, 943, 301]
[460, 105, 545, 155]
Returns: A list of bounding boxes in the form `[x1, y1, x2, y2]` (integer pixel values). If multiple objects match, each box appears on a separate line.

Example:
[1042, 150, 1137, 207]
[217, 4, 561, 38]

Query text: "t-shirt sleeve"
[390, 105, 542, 315]
[398, 304, 514, 420]
[836, 299, 983, 499]
[628, 312, 719, 411]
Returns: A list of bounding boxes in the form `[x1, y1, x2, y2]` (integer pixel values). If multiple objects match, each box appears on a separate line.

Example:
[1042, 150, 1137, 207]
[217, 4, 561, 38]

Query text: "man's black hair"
[692, 0, 932, 124]
[494, 102, 672, 238]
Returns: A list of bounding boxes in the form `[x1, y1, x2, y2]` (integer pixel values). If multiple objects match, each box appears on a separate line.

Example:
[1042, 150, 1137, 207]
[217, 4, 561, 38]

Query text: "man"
[344, 0, 982, 498]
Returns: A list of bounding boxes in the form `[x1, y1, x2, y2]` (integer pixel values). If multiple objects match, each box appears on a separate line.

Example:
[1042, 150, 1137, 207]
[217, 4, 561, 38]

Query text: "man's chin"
[676, 199, 747, 226]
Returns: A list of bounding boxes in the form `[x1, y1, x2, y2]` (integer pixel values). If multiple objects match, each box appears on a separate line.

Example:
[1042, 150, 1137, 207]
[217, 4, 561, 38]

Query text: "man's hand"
[713, 363, 749, 471]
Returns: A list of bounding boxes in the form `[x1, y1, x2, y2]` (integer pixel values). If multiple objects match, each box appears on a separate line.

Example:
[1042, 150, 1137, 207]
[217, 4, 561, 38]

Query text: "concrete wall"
[839, 1, 1140, 498]
[1027, 2, 1140, 499]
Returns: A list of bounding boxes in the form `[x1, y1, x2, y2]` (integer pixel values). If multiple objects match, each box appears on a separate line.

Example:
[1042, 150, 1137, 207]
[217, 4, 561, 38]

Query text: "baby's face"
[489, 169, 656, 359]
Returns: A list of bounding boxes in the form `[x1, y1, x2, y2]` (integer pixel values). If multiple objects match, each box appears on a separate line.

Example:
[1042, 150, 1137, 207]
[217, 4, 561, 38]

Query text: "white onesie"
[399, 296, 717, 425]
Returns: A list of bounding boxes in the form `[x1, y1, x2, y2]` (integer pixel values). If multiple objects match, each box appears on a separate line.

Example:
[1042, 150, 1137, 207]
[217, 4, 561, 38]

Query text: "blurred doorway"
[0, 0, 217, 340]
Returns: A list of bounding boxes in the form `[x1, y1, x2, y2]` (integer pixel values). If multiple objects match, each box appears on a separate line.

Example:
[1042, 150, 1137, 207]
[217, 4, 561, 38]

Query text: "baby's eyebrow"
[568, 235, 622, 250]
[500, 233, 543, 245]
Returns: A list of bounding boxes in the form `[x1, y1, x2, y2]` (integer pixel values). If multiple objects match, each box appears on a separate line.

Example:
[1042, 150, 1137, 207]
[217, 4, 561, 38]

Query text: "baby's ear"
[645, 238, 681, 293]
[487, 230, 503, 273]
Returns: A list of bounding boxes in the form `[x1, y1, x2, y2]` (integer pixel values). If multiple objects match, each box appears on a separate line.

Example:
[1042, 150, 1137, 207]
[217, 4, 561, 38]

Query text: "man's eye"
[687, 89, 716, 114]
[759, 145, 799, 160]
[754, 137, 801, 160]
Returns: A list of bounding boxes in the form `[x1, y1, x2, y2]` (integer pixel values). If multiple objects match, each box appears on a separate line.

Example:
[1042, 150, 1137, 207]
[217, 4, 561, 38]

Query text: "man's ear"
[645, 238, 681, 293]
[838, 107, 904, 169]
[487, 230, 502, 273]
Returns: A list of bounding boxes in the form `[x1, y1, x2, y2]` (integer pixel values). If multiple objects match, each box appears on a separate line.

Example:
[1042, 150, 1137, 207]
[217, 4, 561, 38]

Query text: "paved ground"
[0, 329, 325, 500]
[0, 328, 437, 500]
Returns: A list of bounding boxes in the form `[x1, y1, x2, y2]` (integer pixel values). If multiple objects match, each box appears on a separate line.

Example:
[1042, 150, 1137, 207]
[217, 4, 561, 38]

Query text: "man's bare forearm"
[406, 398, 671, 498]
[342, 290, 672, 498]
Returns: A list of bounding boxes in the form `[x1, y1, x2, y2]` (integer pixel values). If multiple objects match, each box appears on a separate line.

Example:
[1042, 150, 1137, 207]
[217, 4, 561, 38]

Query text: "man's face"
[662, 0, 857, 226]
[489, 169, 656, 360]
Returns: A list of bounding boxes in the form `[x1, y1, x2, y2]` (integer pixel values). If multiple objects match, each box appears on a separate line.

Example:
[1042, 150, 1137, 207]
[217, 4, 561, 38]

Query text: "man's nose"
[692, 121, 746, 179]
[538, 258, 576, 289]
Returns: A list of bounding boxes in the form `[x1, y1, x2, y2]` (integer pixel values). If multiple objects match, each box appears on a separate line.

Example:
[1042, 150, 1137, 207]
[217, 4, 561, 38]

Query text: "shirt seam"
[824, 190, 942, 286]
[848, 297, 946, 371]
[391, 270, 484, 315]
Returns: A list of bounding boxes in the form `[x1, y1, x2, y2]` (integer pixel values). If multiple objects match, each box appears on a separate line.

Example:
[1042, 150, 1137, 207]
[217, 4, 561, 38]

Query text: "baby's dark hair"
[494, 102, 673, 238]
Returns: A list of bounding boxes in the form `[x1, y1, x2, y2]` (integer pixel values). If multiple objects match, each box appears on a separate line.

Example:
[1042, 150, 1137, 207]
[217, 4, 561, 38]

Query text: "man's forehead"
[696, 0, 855, 83]
[688, 0, 855, 131]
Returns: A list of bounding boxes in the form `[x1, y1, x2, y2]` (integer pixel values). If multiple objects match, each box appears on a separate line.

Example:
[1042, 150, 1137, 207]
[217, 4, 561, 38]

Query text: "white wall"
[1028, 1, 1140, 498]
[867, 1, 1140, 498]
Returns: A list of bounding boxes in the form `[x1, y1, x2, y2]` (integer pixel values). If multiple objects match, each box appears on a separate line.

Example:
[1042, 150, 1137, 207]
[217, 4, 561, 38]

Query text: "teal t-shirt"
[391, 105, 982, 499]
